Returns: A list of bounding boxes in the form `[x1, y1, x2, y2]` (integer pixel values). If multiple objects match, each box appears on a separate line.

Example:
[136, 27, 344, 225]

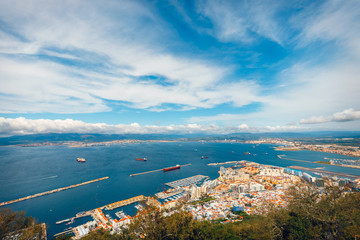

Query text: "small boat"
[76, 158, 86, 163]
[136, 158, 147, 161]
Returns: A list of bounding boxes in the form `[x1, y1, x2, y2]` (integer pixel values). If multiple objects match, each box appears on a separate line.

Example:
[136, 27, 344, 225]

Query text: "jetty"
[130, 163, 192, 177]
[0, 177, 109, 207]
[105, 195, 146, 210]
[288, 166, 360, 179]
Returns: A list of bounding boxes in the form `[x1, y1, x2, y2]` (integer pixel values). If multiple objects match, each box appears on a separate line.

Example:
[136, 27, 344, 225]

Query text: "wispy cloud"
[300, 109, 360, 124]
[196, 0, 287, 44]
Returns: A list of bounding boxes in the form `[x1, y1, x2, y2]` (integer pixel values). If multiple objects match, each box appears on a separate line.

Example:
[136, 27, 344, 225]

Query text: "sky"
[0, 0, 359, 136]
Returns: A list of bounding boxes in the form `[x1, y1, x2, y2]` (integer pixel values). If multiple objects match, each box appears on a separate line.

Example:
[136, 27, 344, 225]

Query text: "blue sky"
[0, 0, 359, 136]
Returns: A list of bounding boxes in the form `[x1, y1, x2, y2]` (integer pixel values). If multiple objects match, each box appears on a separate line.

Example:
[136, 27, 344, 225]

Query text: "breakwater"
[0, 177, 109, 207]
[105, 195, 146, 210]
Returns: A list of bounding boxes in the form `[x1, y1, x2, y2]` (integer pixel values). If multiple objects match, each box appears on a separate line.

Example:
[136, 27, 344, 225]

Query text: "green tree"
[269, 184, 360, 239]
[0, 208, 43, 239]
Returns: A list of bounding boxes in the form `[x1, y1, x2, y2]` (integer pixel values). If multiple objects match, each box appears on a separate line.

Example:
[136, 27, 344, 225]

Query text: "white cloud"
[0, 117, 307, 136]
[0, 0, 261, 113]
[300, 109, 360, 124]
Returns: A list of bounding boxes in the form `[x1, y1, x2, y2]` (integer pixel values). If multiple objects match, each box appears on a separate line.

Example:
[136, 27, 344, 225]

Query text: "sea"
[0, 142, 359, 239]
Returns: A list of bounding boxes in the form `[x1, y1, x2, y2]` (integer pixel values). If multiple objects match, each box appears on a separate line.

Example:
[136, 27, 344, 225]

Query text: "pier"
[288, 166, 360, 179]
[0, 177, 109, 207]
[105, 195, 146, 210]
[130, 163, 192, 177]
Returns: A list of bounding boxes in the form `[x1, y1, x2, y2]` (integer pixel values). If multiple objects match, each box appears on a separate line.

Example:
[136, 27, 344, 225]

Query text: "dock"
[0, 177, 109, 207]
[130, 163, 192, 177]
[288, 166, 360, 179]
[165, 175, 208, 188]
[105, 195, 146, 210]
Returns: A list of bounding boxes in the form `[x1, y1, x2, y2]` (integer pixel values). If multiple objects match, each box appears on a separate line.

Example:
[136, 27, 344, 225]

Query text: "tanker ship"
[136, 158, 147, 161]
[163, 165, 181, 172]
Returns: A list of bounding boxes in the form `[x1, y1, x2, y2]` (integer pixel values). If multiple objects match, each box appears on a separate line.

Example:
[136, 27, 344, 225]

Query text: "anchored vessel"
[136, 158, 147, 161]
[76, 158, 86, 163]
[163, 165, 181, 172]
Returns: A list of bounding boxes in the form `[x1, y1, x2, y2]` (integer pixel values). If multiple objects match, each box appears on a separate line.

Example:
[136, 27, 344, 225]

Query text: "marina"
[165, 175, 208, 188]
[156, 189, 183, 199]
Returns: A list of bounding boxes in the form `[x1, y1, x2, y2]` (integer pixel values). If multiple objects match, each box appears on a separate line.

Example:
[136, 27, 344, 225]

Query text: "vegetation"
[81, 185, 360, 240]
[0, 208, 43, 239]
[190, 197, 214, 205]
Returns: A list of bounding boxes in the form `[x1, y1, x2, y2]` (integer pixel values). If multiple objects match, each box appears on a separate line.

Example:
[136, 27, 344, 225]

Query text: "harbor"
[2, 142, 360, 239]
[129, 163, 192, 177]
[0, 177, 109, 207]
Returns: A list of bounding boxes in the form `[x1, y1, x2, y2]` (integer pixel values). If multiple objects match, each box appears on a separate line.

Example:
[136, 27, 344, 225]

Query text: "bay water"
[0, 142, 359, 238]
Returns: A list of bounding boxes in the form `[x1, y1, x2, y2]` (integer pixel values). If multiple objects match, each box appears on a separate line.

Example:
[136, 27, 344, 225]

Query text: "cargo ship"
[244, 152, 251, 155]
[76, 158, 86, 163]
[201, 156, 209, 159]
[136, 158, 147, 161]
[163, 165, 180, 172]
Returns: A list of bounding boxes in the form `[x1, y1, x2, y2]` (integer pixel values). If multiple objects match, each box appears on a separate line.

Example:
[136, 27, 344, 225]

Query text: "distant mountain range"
[0, 131, 359, 146]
